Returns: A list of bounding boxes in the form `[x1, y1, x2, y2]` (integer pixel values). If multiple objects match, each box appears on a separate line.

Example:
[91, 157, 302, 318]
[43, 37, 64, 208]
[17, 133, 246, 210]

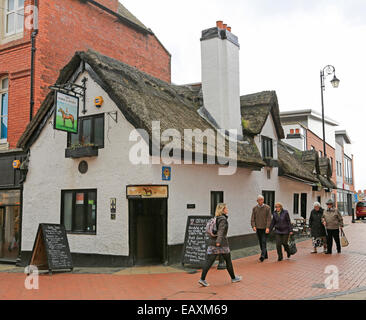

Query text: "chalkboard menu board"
[29, 224, 73, 274]
[182, 216, 211, 267]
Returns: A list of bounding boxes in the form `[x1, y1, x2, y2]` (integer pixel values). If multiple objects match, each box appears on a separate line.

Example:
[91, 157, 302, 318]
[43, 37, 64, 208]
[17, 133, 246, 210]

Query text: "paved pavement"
[0, 216, 365, 300]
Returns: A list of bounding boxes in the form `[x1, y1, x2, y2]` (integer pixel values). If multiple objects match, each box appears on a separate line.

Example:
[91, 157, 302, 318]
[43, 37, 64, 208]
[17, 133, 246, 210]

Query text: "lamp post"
[320, 65, 340, 157]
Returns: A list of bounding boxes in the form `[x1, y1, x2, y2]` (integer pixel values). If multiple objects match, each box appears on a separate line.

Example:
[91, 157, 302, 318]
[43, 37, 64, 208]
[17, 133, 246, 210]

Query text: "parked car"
[356, 201, 366, 220]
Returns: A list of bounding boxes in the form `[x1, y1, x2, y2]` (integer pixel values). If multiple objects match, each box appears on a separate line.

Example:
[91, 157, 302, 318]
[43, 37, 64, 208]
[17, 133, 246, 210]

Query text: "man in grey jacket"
[322, 199, 344, 254]
[251, 195, 272, 262]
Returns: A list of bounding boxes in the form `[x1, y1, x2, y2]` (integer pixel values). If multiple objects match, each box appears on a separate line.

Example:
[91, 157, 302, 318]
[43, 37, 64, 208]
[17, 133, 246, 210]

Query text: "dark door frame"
[128, 198, 168, 266]
[301, 193, 308, 219]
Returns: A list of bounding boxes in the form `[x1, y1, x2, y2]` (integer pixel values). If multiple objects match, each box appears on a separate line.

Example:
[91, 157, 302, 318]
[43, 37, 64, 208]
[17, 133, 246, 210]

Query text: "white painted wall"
[307, 118, 336, 148]
[282, 124, 307, 151]
[22, 70, 323, 259]
[254, 113, 279, 160]
[201, 32, 242, 134]
[335, 142, 344, 188]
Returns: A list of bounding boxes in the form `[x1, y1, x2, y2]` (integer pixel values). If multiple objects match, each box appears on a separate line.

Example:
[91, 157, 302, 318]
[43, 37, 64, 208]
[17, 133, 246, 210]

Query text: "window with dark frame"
[67, 114, 105, 148]
[211, 191, 224, 216]
[261, 136, 273, 159]
[262, 191, 275, 213]
[293, 193, 299, 214]
[61, 189, 97, 234]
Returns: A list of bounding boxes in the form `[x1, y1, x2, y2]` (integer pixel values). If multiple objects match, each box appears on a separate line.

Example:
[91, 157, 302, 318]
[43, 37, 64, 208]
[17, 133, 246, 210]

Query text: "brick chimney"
[200, 21, 243, 138]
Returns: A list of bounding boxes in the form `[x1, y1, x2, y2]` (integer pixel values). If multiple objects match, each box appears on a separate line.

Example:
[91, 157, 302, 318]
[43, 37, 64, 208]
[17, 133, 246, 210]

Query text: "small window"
[293, 194, 299, 214]
[5, 0, 24, 36]
[61, 190, 97, 234]
[263, 191, 275, 213]
[0, 78, 9, 141]
[67, 114, 105, 149]
[211, 191, 224, 217]
[261, 136, 273, 159]
[319, 150, 323, 157]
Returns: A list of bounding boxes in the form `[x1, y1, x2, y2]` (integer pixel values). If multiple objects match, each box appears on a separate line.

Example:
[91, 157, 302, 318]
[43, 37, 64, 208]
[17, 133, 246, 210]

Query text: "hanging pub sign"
[53, 92, 79, 134]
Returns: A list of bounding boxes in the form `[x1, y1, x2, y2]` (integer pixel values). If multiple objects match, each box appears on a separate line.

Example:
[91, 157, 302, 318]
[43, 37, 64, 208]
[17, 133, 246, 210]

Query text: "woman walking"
[309, 202, 327, 254]
[270, 202, 294, 261]
[199, 204, 242, 287]
[322, 199, 344, 254]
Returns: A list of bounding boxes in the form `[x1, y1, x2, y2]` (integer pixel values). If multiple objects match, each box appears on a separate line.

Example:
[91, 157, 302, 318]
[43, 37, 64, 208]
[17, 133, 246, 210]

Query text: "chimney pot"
[216, 21, 224, 29]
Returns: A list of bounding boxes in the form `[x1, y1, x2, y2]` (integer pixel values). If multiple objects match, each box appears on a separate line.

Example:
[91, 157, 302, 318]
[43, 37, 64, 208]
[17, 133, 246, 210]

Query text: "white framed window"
[5, 0, 24, 36]
[0, 77, 8, 142]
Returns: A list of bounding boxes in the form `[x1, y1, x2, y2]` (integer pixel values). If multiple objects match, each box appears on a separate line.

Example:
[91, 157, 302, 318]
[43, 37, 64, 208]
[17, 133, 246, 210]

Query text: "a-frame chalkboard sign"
[181, 216, 211, 268]
[29, 224, 73, 275]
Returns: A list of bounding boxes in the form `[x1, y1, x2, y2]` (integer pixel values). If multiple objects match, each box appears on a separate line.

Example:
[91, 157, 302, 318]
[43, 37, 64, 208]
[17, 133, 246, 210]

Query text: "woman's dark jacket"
[270, 209, 293, 235]
[309, 208, 326, 237]
[207, 215, 229, 248]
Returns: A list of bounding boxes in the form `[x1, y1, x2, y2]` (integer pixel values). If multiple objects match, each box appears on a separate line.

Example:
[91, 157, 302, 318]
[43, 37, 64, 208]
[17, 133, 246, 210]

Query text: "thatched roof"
[319, 157, 333, 177]
[18, 50, 265, 169]
[240, 91, 285, 139]
[277, 142, 318, 183]
[301, 150, 320, 174]
[278, 142, 337, 189]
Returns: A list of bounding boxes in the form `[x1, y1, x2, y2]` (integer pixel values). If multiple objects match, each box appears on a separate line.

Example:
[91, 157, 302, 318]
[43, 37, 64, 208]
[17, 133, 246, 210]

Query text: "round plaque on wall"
[78, 161, 88, 174]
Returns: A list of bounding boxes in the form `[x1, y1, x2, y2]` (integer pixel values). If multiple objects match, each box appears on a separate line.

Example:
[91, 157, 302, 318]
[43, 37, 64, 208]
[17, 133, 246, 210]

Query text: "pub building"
[16, 24, 335, 267]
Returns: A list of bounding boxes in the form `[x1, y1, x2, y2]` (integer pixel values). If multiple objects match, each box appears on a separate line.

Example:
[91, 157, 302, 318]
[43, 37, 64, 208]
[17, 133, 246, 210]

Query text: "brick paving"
[0, 216, 365, 300]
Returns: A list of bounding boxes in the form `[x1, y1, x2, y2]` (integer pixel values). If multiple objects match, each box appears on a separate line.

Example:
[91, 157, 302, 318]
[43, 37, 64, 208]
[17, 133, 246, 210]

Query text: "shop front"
[0, 190, 21, 262]
[0, 151, 26, 263]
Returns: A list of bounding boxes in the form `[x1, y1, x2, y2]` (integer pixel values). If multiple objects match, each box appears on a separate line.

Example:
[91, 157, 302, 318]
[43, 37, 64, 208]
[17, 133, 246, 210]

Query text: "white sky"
[121, 0, 366, 190]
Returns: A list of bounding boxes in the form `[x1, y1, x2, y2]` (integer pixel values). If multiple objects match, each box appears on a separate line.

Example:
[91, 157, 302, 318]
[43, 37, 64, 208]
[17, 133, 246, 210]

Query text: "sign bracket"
[49, 77, 88, 114]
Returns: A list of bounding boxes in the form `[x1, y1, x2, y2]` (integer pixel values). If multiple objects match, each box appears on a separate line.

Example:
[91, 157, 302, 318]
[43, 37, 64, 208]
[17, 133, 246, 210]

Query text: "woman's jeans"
[276, 234, 290, 259]
[201, 253, 236, 281]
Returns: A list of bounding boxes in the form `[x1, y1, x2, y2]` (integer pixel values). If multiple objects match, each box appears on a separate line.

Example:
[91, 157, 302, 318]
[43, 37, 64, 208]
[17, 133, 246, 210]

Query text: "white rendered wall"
[201, 36, 242, 134]
[22, 71, 322, 258]
[254, 114, 279, 160]
[335, 142, 344, 188]
[307, 118, 336, 148]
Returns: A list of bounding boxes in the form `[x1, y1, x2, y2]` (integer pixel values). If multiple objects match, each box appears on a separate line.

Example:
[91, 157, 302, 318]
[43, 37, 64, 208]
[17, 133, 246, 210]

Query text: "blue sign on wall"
[162, 167, 171, 181]
[354, 193, 359, 203]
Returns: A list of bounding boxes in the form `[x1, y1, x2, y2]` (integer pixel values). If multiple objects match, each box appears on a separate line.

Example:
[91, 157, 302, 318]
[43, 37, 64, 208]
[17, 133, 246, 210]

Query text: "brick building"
[280, 109, 356, 215]
[0, 0, 171, 263]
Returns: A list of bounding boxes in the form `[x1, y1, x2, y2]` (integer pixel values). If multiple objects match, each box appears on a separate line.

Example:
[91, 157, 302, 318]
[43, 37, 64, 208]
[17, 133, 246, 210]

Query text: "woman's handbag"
[288, 235, 297, 255]
[340, 229, 349, 247]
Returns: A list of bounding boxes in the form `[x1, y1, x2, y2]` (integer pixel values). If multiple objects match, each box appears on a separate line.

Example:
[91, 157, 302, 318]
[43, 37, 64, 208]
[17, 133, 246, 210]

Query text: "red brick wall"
[0, 0, 171, 148]
[306, 129, 337, 202]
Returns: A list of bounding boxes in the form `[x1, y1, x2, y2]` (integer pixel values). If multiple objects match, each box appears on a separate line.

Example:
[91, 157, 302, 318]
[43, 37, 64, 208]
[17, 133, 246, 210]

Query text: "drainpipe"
[29, 0, 39, 122]
[17, 0, 39, 266]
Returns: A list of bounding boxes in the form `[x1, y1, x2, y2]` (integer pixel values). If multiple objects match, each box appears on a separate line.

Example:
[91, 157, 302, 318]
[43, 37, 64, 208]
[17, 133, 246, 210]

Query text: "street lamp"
[320, 65, 340, 157]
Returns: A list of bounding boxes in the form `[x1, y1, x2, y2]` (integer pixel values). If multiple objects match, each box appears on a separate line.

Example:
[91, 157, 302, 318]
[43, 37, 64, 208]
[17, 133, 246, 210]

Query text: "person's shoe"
[259, 257, 265, 262]
[287, 252, 291, 259]
[337, 251, 341, 254]
[311, 250, 318, 254]
[232, 276, 242, 283]
[278, 257, 283, 262]
[198, 279, 209, 287]
[325, 252, 332, 255]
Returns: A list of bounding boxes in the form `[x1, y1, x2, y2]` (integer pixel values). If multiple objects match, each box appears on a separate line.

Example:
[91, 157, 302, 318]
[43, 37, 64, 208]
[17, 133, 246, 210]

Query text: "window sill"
[66, 232, 97, 236]
[65, 145, 99, 159]
[0, 32, 24, 46]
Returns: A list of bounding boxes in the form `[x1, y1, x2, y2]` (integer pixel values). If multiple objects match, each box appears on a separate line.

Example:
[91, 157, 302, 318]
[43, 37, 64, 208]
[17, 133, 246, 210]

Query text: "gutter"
[80, 0, 153, 35]
[29, 0, 39, 121]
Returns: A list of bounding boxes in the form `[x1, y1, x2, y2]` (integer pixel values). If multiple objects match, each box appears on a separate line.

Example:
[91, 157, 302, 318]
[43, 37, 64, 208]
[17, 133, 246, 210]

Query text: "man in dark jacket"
[270, 202, 293, 261]
[251, 195, 272, 262]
